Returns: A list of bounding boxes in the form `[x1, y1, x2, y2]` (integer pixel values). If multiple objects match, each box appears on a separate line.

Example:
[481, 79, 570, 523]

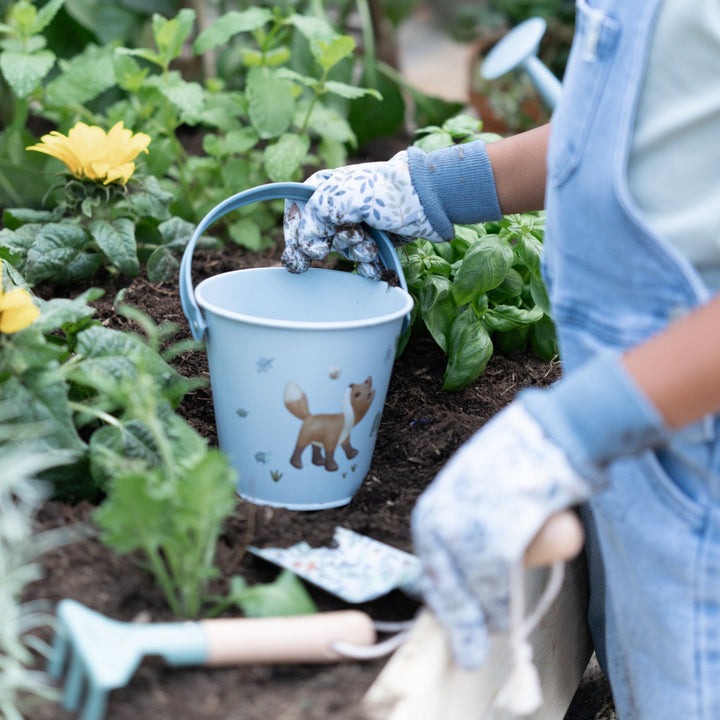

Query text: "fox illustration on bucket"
[284, 378, 376, 472]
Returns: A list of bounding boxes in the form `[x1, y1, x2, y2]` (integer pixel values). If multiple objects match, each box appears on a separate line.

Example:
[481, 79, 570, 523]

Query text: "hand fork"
[48, 600, 379, 720]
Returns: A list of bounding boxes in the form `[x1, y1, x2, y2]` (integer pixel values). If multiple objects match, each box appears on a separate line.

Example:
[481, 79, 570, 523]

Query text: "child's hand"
[282, 151, 443, 280]
[411, 351, 669, 669]
[410, 401, 593, 669]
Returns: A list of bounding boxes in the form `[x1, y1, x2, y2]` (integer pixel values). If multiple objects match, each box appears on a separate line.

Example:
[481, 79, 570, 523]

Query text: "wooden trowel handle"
[199, 514, 581, 666]
[200, 610, 377, 666]
[523, 510, 585, 568]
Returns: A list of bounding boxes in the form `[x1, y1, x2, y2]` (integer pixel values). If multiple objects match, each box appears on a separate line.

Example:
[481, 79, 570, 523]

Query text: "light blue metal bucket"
[180, 183, 414, 510]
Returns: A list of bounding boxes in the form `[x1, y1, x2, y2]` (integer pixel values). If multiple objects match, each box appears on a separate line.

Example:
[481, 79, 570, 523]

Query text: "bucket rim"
[195, 267, 414, 331]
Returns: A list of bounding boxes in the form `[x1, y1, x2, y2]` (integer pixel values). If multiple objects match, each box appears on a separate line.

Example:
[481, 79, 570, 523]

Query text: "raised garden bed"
[21, 238, 607, 720]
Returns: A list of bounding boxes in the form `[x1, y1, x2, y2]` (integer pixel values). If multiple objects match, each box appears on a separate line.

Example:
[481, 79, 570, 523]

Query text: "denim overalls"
[544, 0, 720, 717]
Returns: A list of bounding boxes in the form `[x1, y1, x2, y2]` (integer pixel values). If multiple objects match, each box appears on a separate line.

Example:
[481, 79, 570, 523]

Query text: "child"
[283, 1, 720, 717]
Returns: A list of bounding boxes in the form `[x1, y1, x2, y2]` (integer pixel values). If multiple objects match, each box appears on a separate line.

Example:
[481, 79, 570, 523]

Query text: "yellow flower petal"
[26, 121, 152, 185]
[0, 287, 40, 334]
[102, 162, 135, 185]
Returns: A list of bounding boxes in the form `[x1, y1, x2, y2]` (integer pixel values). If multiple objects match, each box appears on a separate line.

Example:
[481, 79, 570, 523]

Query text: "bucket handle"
[179, 182, 407, 342]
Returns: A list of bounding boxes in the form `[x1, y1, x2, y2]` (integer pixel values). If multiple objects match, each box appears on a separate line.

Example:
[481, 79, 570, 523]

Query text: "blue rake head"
[48, 600, 206, 720]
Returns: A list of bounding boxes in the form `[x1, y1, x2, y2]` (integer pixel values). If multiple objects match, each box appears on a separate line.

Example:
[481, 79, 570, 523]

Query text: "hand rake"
[48, 599, 380, 720]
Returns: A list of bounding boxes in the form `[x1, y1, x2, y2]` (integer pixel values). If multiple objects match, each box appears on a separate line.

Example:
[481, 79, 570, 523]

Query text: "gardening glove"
[282, 140, 502, 279]
[411, 350, 670, 670]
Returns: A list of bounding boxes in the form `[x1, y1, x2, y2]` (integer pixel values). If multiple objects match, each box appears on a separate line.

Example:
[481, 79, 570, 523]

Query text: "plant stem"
[67, 402, 122, 428]
[146, 545, 184, 616]
[355, 0, 377, 88]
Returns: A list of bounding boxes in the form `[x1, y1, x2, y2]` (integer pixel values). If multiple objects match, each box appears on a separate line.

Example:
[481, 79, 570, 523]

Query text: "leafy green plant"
[0, 270, 192, 494]
[0, 265, 316, 619]
[401, 115, 557, 390]
[98, 7, 381, 249]
[0, 121, 211, 285]
[0, 0, 126, 207]
[0, 415, 75, 720]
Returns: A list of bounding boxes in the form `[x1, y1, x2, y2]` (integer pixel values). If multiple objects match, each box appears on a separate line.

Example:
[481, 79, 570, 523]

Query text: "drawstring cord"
[495, 560, 566, 715]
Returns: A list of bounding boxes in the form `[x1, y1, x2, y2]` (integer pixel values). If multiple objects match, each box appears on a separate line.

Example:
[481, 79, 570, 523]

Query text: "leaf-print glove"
[282, 140, 502, 279]
[411, 350, 670, 669]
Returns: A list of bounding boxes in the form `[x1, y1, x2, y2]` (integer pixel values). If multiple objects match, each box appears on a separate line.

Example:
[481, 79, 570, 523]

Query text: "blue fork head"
[48, 600, 144, 720]
[48, 600, 208, 720]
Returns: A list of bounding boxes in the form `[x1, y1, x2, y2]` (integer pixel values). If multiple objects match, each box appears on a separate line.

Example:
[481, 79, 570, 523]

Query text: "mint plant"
[104, 7, 380, 248]
[401, 115, 557, 390]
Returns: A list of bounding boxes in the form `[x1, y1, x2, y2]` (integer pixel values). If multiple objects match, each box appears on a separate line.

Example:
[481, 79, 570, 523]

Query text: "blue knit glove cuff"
[519, 351, 670, 479]
[407, 140, 503, 240]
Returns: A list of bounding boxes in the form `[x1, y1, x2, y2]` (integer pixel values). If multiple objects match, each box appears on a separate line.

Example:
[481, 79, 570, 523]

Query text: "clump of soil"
[24, 240, 610, 720]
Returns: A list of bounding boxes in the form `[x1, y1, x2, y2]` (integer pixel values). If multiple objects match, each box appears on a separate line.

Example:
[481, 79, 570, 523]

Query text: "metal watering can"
[481, 16, 562, 110]
[180, 183, 413, 510]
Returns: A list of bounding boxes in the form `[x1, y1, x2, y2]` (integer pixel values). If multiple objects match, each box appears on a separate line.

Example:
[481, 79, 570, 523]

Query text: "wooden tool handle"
[200, 610, 376, 665]
[523, 510, 585, 568]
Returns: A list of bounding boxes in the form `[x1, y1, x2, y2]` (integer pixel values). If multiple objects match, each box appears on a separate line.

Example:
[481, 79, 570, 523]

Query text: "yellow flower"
[26, 121, 151, 185]
[0, 266, 39, 334]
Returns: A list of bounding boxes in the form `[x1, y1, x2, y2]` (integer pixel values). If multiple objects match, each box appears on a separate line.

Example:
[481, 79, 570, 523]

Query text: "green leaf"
[94, 470, 169, 554]
[146, 246, 179, 282]
[44, 43, 116, 107]
[153, 73, 205, 124]
[530, 315, 558, 360]
[264, 134, 310, 182]
[113, 51, 149, 93]
[285, 14, 337, 45]
[193, 7, 273, 54]
[89, 422, 161, 487]
[452, 236, 514, 305]
[22, 222, 91, 284]
[203, 127, 259, 157]
[158, 216, 196, 249]
[228, 218, 266, 251]
[312, 36, 355, 72]
[0, 50, 55, 97]
[71, 325, 185, 403]
[127, 174, 172, 219]
[516, 231, 543, 279]
[413, 129, 454, 153]
[197, 93, 248, 133]
[3, 207, 56, 229]
[442, 115, 483, 138]
[0, 371, 85, 454]
[175, 449, 237, 535]
[442, 309, 493, 391]
[260, 46, 291, 67]
[32, 0, 65, 34]
[228, 570, 318, 618]
[484, 304, 544, 333]
[153, 8, 196, 66]
[487, 267, 525, 302]
[275, 67, 315, 89]
[419, 275, 456, 353]
[33, 290, 100, 334]
[89, 218, 139, 276]
[304, 101, 356, 144]
[246, 67, 294, 139]
[323, 80, 380, 101]
[529, 275, 551, 315]
[115, 46, 164, 69]
[494, 325, 530, 354]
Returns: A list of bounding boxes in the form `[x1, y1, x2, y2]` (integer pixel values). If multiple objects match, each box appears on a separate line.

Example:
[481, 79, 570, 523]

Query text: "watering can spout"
[480, 17, 562, 110]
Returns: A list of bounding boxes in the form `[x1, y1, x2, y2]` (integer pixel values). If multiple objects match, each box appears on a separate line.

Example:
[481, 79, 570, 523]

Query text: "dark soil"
[24, 238, 612, 719]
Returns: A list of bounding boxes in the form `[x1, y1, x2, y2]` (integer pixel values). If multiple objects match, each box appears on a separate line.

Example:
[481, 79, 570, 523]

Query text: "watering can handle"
[179, 182, 404, 342]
